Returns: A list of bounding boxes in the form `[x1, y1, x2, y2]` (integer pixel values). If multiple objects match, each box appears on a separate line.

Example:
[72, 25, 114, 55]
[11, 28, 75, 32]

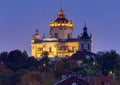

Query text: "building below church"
[31, 9, 92, 58]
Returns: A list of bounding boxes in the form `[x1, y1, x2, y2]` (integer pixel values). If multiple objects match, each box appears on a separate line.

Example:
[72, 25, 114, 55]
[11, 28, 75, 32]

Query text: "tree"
[19, 71, 42, 85]
[22, 50, 28, 58]
[19, 71, 55, 85]
[5, 50, 27, 71]
[0, 50, 40, 84]
[25, 57, 39, 70]
[41, 51, 50, 65]
[72, 57, 98, 76]
[39, 51, 50, 72]
[95, 50, 120, 76]
[53, 60, 78, 77]
[0, 52, 8, 62]
[116, 70, 120, 83]
[0, 62, 13, 85]
[54, 60, 69, 76]
[4, 49, 38, 71]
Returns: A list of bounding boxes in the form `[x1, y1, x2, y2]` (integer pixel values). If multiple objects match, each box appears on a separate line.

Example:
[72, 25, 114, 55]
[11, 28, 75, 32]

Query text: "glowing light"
[109, 71, 113, 75]
[50, 21, 73, 28]
[62, 24, 65, 26]
[58, 24, 60, 26]
[55, 24, 57, 26]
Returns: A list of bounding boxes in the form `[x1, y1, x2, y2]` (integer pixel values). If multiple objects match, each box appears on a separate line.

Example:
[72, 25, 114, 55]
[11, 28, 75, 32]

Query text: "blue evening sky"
[0, 0, 120, 55]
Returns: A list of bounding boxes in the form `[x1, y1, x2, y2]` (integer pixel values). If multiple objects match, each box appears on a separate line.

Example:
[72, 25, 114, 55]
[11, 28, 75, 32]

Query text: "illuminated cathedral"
[31, 9, 92, 58]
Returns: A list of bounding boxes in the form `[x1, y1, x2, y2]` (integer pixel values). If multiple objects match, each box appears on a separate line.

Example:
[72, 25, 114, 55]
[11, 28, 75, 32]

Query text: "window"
[82, 44, 84, 50]
[49, 47, 52, 52]
[71, 32, 72, 37]
[54, 33, 58, 38]
[88, 44, 90, 50]
[67, 34, 70, 39]
[63, 45, 67, 50]
[38, 48, 43, 51]
[72, 46, 74, 52]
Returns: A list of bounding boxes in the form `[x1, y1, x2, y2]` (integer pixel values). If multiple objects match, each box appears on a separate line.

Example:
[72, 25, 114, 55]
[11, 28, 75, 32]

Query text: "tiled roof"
[70, 51, 96, 60]
[54, 75, 88, 85]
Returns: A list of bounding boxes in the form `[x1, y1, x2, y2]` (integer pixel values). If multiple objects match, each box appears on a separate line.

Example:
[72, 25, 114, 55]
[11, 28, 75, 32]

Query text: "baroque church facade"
[31, 9, 92, 58]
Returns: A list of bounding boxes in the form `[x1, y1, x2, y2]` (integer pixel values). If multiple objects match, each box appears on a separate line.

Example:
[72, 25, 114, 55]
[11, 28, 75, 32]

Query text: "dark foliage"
[0, 49, 39, 72]
[0, 49, 120, 84]
[95, 50, 120, 76]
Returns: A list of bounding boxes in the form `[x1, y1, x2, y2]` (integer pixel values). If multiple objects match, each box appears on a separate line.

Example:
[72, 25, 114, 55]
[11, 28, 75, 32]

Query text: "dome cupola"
[49, 9, 73, 29]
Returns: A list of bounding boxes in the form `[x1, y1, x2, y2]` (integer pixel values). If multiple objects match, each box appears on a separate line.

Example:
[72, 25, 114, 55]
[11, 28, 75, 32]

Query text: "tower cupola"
[80, 26, 90, 40]
[58, 9, 65, 18]
[34, 29, 40, 40]
[79, 24, 92, 52]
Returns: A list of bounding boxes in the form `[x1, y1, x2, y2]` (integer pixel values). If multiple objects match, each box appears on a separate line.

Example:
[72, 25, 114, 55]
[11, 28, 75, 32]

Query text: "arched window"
[67, 34, 70, 39]
[88, 44, 90, 50]
[82, 44, 84, 50]
[38, 48, 43, 51]
[72, 46, 74, 52]
[49, 47, 52, 52]
[54, 33, 58, 38]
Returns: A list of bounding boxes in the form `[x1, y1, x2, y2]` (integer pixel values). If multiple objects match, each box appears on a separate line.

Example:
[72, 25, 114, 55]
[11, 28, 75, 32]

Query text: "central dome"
[55, 9, 69, 23]
[49, 9, 73, 28]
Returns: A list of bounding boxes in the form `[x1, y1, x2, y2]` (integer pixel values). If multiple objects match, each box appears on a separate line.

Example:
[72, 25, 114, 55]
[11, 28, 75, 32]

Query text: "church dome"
[49, 9, 73, 29]
[54, 9, 69, 23]
[54, 17, 69, 23]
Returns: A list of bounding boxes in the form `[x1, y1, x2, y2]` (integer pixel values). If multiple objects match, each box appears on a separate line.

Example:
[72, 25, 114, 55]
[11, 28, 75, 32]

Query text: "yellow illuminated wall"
[31, 42, 58, 58]
[31, 41, 79, 58]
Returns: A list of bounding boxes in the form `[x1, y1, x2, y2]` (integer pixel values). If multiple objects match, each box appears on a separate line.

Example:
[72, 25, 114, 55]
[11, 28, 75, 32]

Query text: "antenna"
[60, 0, 62, 10]
[84, 21, 87, 27]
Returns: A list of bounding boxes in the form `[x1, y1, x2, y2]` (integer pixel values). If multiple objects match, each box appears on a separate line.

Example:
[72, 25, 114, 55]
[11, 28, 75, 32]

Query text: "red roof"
[54, 75, 88, 85]
[54, 75, 113, 85]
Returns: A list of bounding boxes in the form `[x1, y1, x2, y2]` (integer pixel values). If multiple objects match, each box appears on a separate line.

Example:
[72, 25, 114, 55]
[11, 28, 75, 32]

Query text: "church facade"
[31, 9, 92, 58]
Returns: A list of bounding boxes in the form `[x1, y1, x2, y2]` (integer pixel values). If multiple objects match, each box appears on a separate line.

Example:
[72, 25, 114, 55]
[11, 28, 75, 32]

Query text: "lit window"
[38, 48, 43, 51]
[72, 46, 74, 52]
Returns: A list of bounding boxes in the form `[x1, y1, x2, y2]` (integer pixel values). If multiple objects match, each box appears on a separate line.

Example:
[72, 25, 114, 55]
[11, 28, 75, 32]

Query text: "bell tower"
[31, 29, 40, 43]
[80, 24, 92, 52]
[49, 9, 73, 40]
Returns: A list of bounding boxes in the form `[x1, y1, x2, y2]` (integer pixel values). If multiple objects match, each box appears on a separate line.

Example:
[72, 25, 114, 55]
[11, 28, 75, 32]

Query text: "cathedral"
[31, 9, 92, 58]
